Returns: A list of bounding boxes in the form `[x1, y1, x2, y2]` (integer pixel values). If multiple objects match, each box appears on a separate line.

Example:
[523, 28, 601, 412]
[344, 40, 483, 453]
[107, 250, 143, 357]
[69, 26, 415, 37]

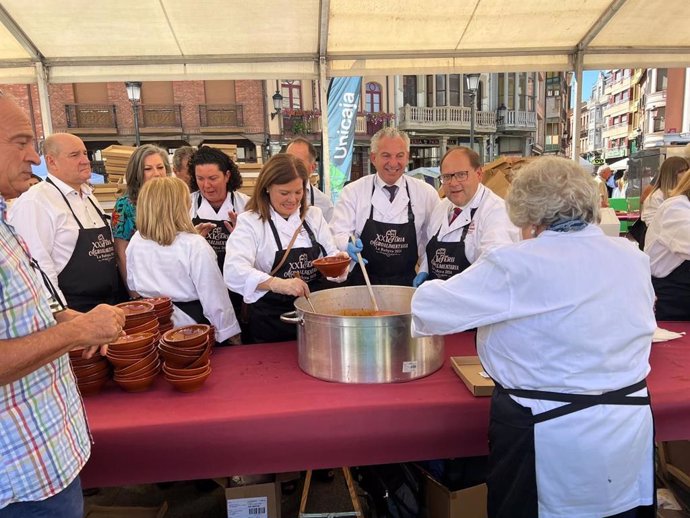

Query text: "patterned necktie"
[383, 185, 399, 203]
[449, 207, 462, 224]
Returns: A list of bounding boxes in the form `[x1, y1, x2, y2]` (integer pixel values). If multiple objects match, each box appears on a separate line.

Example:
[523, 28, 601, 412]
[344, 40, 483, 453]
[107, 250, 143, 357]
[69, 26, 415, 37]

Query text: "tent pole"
[35, 63, 53, 138]
[319, 57, 331, 197]
[571, 51, 583, 160]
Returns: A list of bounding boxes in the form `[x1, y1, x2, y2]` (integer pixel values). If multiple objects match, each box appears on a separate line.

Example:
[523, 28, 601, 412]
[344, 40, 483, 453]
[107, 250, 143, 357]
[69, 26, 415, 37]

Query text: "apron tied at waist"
[173, 299, 211, 326]
[495, 379, 649, 424]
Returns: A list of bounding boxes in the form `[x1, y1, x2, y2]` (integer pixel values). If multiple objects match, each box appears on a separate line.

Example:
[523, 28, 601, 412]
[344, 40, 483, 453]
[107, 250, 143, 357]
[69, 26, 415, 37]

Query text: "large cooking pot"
[281, 285, 444, 383]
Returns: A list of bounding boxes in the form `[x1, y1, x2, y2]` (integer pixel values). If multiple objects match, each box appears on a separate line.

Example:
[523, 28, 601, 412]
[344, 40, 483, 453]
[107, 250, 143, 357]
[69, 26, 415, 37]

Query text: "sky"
[571, 70, 601, 105]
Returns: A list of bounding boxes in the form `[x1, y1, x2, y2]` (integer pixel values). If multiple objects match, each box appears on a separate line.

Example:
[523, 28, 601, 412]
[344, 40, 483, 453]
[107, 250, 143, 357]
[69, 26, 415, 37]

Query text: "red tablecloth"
[80, 322, 690, 488]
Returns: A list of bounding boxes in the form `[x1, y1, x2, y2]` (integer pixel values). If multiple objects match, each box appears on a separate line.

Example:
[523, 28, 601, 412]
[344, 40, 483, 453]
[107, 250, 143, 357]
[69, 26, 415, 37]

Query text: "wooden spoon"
[350, 235, 380, 312]
[293, 272, 316, 312]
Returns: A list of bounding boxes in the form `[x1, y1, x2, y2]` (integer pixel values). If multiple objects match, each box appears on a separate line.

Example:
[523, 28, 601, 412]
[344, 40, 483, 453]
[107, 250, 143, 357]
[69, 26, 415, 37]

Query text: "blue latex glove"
[413, 272, 428, 288]
[347, 238, 367, 264]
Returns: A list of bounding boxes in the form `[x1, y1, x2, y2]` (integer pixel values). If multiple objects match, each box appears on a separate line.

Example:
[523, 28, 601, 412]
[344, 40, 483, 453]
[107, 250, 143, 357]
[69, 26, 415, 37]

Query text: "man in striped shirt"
[0, 92, 126, 517]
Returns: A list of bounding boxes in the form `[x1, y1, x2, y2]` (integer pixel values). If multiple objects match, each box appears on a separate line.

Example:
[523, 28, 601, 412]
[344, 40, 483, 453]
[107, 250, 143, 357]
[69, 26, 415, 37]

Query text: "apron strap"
[496, 379, 649, 424]
[46, 177, 86, 230]
[302, 220, 327, 257]
[268, 217, 306, 276]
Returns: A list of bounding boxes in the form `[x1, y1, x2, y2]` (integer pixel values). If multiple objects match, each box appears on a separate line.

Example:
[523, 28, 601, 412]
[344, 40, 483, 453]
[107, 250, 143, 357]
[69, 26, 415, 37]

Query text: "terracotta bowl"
[312, 256, 350, 278]
[158, 339, 206, 354]
[140, 296, 172, 311]
[108, 332, 155, 351]
[73, 360, 110, 379]
[114, 372, 158, 393]
[105, 353, 143, 369]
[162, 325, 211, 348]
[157, 348, 199, 368]
[78, 377, 109, 397]
[74, 368, 110, 384]
[125, 319, 160, 335]
[117, 300, 156, 316]
[115, 359, 160, 380]
[185, 344, 212, 369]
[164, 368, 212, 392]
[162, 360, 211, 378]
[107, 343, 155, 359]
[114, 349, 159, 377]
[69, 353, 103, 367]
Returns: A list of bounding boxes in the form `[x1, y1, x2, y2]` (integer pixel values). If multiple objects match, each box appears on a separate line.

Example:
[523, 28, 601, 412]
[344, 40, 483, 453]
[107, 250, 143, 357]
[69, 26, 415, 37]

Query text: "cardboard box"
[598, 207, 621, 237]
[216, 479, 281, 518]
[423, 471, 487, 518]
[84, 501, 168, 518]
[450, 357, 495, 397]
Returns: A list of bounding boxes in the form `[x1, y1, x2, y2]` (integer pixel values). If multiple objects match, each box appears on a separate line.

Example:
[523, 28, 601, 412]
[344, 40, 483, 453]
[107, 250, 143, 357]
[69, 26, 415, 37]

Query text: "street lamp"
[125, 81, 142, 147]
[270, 90, 284, 148]
[466, 74, 480, 152]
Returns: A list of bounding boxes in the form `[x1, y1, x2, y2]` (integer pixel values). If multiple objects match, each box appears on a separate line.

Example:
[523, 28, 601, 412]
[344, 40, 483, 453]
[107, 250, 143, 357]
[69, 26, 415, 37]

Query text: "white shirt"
[190, 190, 249, 221]
[412, 225, 655, 517]
[641, 188, 664, 224]
[9, 174, 109, 303]
[330, 173, 440, 259]
[224, 206, 340, 303]
[308, 184, 334, 222]
[126, 231, 241, 342]
[644, 195, 690, 277]
[418, 184, 518, 273]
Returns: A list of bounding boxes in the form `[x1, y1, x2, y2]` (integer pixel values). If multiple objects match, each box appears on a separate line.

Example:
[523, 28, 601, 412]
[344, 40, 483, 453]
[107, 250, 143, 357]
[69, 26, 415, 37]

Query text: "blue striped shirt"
[0, 196, 90, 509]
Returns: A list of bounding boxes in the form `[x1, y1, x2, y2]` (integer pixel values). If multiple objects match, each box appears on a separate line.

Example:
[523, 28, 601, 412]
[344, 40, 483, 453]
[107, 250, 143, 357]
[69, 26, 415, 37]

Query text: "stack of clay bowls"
[117, 301, 160, 338]
[159, 324, 213, 392]
[140, 297, 174, 334]
[69, 349, 111, 396]
[106, 332, 160, 392]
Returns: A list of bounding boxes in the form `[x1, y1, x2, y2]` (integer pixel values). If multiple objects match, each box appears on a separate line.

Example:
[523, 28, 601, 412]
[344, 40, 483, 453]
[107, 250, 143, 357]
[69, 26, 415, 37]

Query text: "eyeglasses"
[441, 171, 470, 183]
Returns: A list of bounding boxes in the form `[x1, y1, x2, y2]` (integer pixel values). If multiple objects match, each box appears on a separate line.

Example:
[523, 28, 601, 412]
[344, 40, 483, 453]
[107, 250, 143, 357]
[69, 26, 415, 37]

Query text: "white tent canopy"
[609, 157, 629, 171]
[1, 0, 690, 84]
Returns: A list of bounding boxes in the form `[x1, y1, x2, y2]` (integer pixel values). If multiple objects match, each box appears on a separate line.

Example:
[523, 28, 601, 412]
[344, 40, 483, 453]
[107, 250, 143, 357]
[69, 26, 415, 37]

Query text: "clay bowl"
[113, 372, 158, 393]
[105, 352, 146, 369]
[125, 319, 160, 336]
[107, 342, 155, 359]
[114, 349, 159, 377]
[313, 255, 350, 278]
[157, 347, 199, 368]
[164, 368, 212, 393]
[162, 360, 211, 378]
[69, 353, 102, 367]
[140, 296, 172, 311]
[117, 301, 156, 326]
[185, 344, 212, 369]
[158, 339, 207, 355]
[162, 325, 211, 348]
[108, 333, 155, 352]
[116, 359, 160, 380]
[78, 377, 109, 397]
[74, 369, 110, 384]
[73, 360, 110, 379]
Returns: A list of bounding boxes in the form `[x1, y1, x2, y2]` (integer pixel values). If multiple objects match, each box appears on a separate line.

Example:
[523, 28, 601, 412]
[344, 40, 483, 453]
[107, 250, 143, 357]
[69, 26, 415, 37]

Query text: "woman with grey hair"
[411, 156, 656, 518]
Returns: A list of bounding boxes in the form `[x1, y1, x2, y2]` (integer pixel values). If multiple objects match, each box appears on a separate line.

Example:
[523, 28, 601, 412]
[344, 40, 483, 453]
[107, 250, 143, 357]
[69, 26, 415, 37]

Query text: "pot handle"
[280, 311, 303, 325]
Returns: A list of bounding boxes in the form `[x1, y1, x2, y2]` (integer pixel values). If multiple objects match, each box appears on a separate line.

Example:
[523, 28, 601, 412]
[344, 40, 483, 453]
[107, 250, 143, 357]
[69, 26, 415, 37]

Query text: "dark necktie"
[449, 207, 462, 224]
[383, 185, 398, 202]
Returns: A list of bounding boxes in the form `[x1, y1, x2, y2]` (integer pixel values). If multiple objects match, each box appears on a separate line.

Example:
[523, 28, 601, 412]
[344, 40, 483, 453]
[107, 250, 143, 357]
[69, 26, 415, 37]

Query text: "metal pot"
[281, 285, 444, 383]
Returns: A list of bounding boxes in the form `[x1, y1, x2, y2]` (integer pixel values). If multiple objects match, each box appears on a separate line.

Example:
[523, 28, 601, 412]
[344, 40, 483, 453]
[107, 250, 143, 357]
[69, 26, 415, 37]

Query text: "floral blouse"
[112, 194, 137, 241]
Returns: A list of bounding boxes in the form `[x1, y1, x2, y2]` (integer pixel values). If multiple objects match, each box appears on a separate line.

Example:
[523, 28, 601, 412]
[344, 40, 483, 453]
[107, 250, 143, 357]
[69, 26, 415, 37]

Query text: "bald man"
[10, 133, 118, 311]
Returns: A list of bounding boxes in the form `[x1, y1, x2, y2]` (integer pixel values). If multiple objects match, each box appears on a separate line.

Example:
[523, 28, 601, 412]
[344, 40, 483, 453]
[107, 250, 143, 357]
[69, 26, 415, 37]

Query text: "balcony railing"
[65, 104, 117, 129]
[496, 110, 537, 131]
[199, 104, 244, 128]
[139, 104, 182, 128]
[398, 105, 496, 133]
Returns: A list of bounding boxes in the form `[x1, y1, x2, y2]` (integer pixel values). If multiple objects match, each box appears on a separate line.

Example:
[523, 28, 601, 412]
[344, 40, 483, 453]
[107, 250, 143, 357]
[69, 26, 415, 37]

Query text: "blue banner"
[327, 77, 362, 204]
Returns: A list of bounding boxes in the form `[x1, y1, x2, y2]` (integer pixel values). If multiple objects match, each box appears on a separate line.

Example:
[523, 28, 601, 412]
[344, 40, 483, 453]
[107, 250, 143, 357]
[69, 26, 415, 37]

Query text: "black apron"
[47, 178, 117, 312]
[249, 219, 326, 343]
[652, 260, 690, 321]
[426, 207, 477, 281]
[349, 180, 418, 287]
[191, 191, 236, 270]
[172, 299, 211, 326]
[191, 191, 247, 338]
[487, 379, 654, 518]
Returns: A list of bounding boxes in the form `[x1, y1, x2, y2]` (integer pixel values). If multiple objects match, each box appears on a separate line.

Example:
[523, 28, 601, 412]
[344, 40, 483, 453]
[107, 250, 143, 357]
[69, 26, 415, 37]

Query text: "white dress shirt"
[126, 231, 241, 341]
[224, 206, 340, 304]
[418, 184, 518, 273]
[641, 188, 664, 224]
[9, 174, 108, 303]
[190, 190, 249, 221]
[412, 225, 655, 517]
[308, 184, 334, 222]
[644, 195, 690, 278]
[330, 173, 440, 259]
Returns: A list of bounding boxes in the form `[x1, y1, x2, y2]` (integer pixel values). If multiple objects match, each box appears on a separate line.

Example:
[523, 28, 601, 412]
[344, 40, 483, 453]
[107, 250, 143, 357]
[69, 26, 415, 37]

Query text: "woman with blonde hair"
[112, 144, 170, 292]
[412, 156, 655, 518]
[645, 168, 690, 321]
[224, 154, 347, 343]
[126, 177, 241, 345]
[641, 155, 689, 224]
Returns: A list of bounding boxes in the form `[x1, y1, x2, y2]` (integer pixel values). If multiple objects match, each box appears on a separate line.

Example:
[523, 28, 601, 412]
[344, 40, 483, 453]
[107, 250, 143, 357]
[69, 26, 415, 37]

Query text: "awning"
[609, 157, 629, 171]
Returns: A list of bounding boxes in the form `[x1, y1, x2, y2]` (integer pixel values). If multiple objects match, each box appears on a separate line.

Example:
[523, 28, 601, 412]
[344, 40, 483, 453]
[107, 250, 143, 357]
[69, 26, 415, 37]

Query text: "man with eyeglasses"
[331, 127, 439, 286]
[413, 147, 518, 287]
[0, 92, 125, 517]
